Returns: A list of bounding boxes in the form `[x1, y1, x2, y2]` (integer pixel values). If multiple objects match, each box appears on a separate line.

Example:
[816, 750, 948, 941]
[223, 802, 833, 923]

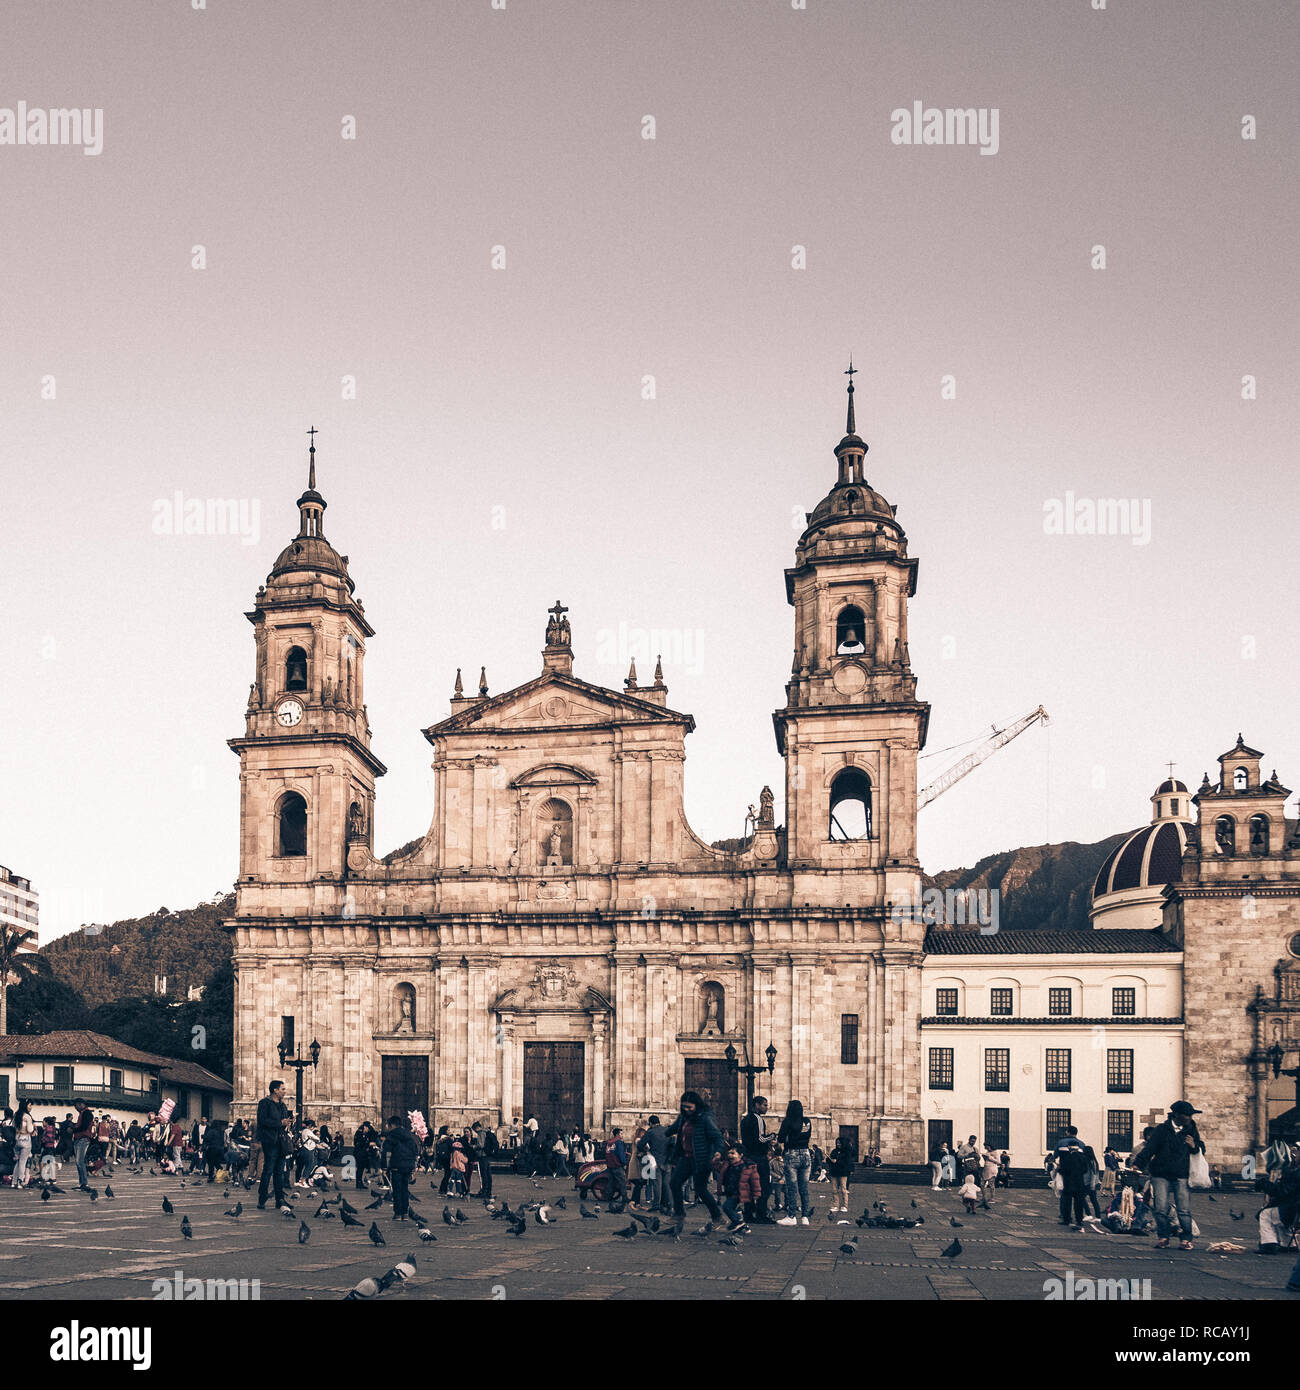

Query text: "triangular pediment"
[425, 672, 693, 739]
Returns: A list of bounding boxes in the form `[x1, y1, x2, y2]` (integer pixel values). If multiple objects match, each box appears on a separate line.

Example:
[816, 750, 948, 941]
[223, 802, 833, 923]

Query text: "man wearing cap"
[1141, 1100, 1205, 1251]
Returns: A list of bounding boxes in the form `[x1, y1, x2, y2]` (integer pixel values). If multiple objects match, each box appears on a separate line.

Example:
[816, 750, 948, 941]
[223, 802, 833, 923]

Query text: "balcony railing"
[16, 1081, 162, 1111]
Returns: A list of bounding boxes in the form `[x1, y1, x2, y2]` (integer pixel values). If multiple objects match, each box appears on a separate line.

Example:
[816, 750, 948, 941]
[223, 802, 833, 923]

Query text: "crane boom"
[918, 705, 1049, 810]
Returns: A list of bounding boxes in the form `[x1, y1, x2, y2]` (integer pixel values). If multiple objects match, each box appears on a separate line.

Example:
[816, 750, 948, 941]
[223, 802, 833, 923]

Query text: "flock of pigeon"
[27, 1161, 975, 1296]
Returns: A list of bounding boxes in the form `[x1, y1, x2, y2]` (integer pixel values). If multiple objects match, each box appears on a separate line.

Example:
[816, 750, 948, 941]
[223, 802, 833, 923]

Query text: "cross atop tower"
[844, 358, 857, 436]
[548, 600, 568, 622]
[306, 425, 318, 491]
[1166, 760, 1177, 780]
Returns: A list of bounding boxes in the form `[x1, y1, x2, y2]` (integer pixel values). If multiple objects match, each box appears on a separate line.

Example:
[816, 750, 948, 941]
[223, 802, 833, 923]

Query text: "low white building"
[0, 1030, 231, 1128]
[921, 929, 1183, 1162]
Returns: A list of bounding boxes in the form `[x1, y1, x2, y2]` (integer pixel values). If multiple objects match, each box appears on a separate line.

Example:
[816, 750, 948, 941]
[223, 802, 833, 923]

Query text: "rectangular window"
[1107, 1110, 1134, 1151]
[0, 1074, 8, 1109]
[1107, 1048, 1134, 1093]
[1045, 1048, 1072, 1092]
[175, 1088, 190, 1120]
[281, 1015, 295, 1054]
[936, 988, 959, 1017]
[1046, 1108, 1072, 1148]
[928, 1048, 954, 1091]
[109, 1069, 123, 1092]
[990, 987, 1013, 1016]
[984, 1047, 1010, 1092]
[1112, 987, 1136, 1017]
[1049, 988, 1072, 1017]
[984, 1107, 1010, 1151]
[840, 1014, 859, 1065]
[53, 1065, 73, 1095]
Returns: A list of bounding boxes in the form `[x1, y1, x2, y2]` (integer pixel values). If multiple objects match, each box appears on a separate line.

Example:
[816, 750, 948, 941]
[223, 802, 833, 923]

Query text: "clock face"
[275, 699, 304, 728]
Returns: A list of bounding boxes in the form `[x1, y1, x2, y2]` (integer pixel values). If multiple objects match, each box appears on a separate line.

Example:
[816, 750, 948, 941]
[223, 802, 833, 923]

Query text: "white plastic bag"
[1188, 1151, 1211, 1189]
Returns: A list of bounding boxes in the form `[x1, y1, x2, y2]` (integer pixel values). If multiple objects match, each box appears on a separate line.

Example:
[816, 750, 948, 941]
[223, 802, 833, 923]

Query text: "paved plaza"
[2, 1168, 1297, 1302]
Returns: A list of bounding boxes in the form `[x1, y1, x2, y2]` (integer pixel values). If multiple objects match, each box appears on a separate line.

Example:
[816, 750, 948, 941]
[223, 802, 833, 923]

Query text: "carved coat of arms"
[532, 961, 578, 1000]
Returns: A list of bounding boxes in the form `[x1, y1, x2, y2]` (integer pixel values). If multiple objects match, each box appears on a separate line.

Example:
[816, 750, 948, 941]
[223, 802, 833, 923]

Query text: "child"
[381, 1115, 419, 1221]
[718, 1146, 751, 1234]
[827, 1140, 854, 1214]
[449, 1138, 469, 1197]
[958, 1171, 980, 1214]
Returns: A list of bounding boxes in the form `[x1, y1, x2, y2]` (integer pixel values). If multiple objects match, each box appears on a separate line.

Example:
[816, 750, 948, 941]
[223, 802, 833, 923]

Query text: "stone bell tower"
[773, 366, 930, 912]
[228, 432, 386, 898]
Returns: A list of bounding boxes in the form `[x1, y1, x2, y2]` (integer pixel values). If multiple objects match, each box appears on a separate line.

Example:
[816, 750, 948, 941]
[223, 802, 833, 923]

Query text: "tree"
[5, 973, 90, 1034]
[0, 927, 42, 1034]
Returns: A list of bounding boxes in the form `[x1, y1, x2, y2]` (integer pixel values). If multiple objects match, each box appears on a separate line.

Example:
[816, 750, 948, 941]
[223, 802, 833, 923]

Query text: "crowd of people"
[4, 1084, 1297, 1292]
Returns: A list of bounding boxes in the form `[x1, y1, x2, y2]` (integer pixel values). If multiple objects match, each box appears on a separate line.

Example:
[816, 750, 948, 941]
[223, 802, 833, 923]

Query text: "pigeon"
[87, 1188, 99, 1202]
[368, 1222, 386, 1247]
[314, 1200, 332, 1218]
[345, 1276, 381, 1300]
[910, 1200, 918, 1209]
[1207, 1194, 1217, 1202]
[417, 1227, 436, 1242]
[507, 1216, 526, 1237]
[338, 1197, 358, 1217]
[281, 1206, 296, 1219]
[718, 1235, 743, 1248]
[162, 1197, 174, 1215]
[225, 1201, 243, 1218]
[535, 1205, 553, 1225]
[614, 1222, 638, 1239]
[104, 1186, 115, 1199]
[1229, 1210, 1245, 1221]
[380, 1254, 417, 1287]
[180, 1216, 193, 1240]
[442, 1205, 455, 1226]
[340, 1208, 362, 1228]
[941, 1237, 962, 1258]
[580, 1204, 598, 1219]
[839, 1236, 859, 1255]
[629, 1211, 661, 1233]
[149, 1168, 157, 1177]
[365, 1193, 386, 1210]
[298, 1220, 311, 1244]
[41, 1188, 51, 1203]
[554, 1197, 567, 1210]
[949, 1217, 963, 1228]
[453, 1208, 467, 1225]
[47, 1183, 66, 1194]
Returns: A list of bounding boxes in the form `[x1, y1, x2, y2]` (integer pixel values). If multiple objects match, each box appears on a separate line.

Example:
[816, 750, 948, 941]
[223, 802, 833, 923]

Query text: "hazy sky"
[3, 0, 1296, 943]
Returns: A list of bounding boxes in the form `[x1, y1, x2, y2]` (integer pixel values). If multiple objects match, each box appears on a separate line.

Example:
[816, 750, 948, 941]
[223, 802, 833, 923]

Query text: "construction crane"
[918, 705, 1049, 810]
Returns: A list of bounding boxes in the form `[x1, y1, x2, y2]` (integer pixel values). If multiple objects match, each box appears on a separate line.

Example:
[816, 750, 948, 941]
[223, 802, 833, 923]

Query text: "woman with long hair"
[13, 1099, 35, 1189]
[663, 1090, 726, 1234]
[776, 1098, 814, 1225]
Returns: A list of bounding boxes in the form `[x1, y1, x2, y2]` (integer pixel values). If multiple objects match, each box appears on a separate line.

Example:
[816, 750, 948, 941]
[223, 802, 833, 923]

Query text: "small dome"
[1092, 820, 1189, 900]
[1155, 777, 1188, 794]
[269, 534, 351, 586]
[805, 479, 899, 532]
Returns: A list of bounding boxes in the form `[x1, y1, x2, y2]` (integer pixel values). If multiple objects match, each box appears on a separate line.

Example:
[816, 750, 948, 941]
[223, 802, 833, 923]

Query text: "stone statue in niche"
[348, 801, 367, 841]
[758, 785, 775, 829]
[699, 983, 724, 1036]
[394, 987, 415, 1035]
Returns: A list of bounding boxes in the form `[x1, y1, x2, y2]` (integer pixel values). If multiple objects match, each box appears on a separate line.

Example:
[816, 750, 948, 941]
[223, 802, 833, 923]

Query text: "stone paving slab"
[0, 1169, 1296, 1301]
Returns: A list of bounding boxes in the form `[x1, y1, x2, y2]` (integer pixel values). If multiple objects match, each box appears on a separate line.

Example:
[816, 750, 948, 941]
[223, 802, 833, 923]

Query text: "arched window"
[278, 792, 308, 857]
[1214, 815, 1235, 855]
[1233, 766, 1248, 791]
[285, 646, 308, 692]
[538, 797, 573, 866]
[836, 605, 867, 655]
[1249, 815, 1269, 856]
[829, 768, 872, 840]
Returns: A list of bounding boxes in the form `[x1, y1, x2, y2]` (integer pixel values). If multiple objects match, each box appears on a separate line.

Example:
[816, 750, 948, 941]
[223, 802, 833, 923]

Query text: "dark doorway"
[381, 1056, 428, 1123]
[684, 1058, 739, 1138]
[927, 1118, 953, 1154]
[523, 1041, 585, 1136]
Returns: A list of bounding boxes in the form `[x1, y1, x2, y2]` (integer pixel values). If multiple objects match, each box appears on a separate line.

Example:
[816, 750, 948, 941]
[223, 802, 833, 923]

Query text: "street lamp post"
[277, 1036, 321, 1136]
[724, 1041, 777, 1109]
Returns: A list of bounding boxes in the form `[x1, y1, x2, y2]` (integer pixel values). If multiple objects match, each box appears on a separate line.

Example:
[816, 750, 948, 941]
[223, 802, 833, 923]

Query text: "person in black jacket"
[353, 1121, 376, 1190]
[740, 1096, 774, 1223]
[255, 1080, 291, 1210]
[1138, 1100, 1205, 1250]
[664, 1091, 726, 1233]
[202, 1118, 227, 1183]
[381, 1116, 420, 1220]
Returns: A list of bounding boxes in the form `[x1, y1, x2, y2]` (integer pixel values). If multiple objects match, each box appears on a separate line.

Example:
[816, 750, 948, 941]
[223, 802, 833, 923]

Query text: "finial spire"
[653, 653, 664, 684]
[478, 666, 488, 697]
[625, 658, 638, 690]
[844, 359, 857, 436]
[307, 425, 318, 490]
[453, 667, 463, 698]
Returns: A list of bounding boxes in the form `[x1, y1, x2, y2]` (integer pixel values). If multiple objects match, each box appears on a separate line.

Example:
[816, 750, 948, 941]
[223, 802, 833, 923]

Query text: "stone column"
[790, 954, 816, 1105]
[591, 1014, 608, 1132]
[498, 1013, 516, 1127]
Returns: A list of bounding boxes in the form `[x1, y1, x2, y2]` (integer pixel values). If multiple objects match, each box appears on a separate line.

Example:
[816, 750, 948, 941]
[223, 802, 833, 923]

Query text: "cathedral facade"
[228, 383, 933, 1157]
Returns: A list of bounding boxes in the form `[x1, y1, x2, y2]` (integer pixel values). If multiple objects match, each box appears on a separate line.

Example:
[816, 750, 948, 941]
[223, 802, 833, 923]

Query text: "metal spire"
[844, 359, 857, 435]
[306, 425, 318, 490]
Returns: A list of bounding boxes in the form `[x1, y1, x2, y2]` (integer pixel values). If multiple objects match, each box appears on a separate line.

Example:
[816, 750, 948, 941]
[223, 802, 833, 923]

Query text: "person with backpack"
[1134, 1100, 1206, 1250]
